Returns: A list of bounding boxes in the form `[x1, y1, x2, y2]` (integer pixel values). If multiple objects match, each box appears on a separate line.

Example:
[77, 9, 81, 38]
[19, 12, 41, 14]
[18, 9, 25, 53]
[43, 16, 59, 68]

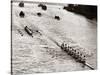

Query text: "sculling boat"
[24, 26, 33, 37]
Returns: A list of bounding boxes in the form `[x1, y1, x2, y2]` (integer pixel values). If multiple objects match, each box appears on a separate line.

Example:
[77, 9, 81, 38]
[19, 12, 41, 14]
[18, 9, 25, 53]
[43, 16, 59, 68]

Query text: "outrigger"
[61, 42, 94, 70]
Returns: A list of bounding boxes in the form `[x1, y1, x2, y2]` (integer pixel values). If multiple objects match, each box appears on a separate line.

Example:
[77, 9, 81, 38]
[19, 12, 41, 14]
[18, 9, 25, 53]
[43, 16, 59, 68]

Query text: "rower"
[75, 51, 80, 62]
[61, 43, 64, 49]
[67, 47, 72, 55]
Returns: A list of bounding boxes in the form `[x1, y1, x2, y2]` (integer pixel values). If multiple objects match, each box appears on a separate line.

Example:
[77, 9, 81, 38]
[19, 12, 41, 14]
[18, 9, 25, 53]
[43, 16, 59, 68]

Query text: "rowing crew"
[61, 42, 86, 64]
